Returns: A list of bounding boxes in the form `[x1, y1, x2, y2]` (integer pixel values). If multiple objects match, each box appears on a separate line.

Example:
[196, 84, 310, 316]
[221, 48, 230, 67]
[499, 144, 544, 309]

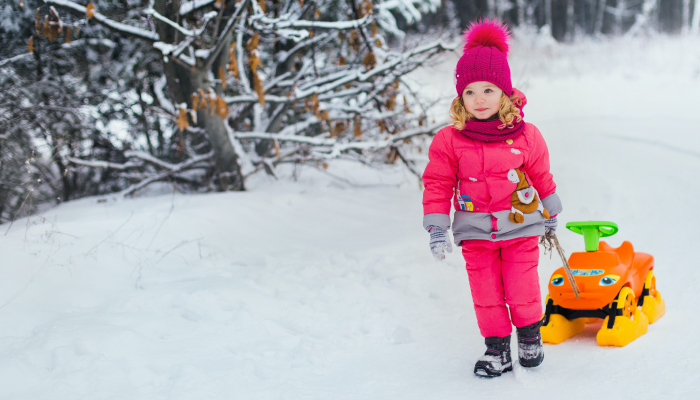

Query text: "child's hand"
[544, 215, 558, 235]
[429, 226, 453, 261]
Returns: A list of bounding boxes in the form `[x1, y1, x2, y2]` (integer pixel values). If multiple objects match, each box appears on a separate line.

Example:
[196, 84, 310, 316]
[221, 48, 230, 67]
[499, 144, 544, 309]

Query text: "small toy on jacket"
[507, 169, 550, 224]
[541, 221, 665, 347]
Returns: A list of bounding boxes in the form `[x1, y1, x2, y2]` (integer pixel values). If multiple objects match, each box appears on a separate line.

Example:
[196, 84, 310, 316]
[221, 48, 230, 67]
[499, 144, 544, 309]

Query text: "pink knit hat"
[455, 19, 512, 97]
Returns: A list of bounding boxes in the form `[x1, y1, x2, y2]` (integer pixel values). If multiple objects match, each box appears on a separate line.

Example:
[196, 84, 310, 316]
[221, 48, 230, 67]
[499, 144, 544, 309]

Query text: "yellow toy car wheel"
[619, 287, 635, 319]
[640, 271, 666, 324]
[597, 286, 649, 347]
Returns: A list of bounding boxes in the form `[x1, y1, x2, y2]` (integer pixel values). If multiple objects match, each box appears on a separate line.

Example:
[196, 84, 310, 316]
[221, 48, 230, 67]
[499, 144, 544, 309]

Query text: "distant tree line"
[419, 0, 700, 41]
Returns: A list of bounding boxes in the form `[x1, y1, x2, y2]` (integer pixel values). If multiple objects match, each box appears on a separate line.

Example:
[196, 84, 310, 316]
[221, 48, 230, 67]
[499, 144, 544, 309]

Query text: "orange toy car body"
[541, 222, 665, 347]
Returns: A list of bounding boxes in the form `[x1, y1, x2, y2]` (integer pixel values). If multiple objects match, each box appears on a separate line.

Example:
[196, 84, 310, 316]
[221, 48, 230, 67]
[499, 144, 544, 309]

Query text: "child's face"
[461, 82, 503, 120]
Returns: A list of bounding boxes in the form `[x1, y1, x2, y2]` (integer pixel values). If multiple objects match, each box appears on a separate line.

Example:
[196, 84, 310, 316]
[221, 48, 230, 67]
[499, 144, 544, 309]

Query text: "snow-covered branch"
[45, 0, 160, 42]
[313, 121, 446, 159]
[179, 0, 216, 16]
[119, 151, 215, 197]
[251, 12, 372, 30]
[66, 157, 144, 170]
[144, 8, 218, 37]
[232, 121, 446, 156]
[225, 39, 456, 106]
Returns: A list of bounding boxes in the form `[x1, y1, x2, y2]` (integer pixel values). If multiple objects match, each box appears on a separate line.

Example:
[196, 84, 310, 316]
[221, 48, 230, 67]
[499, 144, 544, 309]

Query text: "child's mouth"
[475, 108, 488, 112]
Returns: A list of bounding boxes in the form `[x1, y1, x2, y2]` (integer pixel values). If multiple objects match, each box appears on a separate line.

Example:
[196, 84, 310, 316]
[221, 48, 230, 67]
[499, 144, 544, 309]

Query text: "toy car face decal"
[551, 274, 565, 286]
[599, 274, 620, 286]
[571, 269, 604, 276]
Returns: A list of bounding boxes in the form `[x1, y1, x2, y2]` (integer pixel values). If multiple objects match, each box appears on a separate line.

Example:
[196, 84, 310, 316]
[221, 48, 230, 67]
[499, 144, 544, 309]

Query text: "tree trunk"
[516, 0, 525, 26]
[154, 0, 245, 191]
[545, 0, 553, 30]
[594, 0, 606, 35]
[566, 0, 575, 40]
[693, 0, 700, 34]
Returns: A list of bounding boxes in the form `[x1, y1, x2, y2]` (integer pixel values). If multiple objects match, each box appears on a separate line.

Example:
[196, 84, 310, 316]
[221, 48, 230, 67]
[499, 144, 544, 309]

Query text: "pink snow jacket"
[422, 94, 562, 244]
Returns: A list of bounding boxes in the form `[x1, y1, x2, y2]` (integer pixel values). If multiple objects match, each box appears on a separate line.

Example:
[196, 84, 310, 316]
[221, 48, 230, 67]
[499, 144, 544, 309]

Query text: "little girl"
[422, 20, 562, 378]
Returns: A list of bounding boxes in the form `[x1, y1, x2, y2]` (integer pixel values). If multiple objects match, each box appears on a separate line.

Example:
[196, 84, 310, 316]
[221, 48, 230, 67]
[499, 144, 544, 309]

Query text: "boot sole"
[519, 355, 544, 368]
[474, 364, 513, 378]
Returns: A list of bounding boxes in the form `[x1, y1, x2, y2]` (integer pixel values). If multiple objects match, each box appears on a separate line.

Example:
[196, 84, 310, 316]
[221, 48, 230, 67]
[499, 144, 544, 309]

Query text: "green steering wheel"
[565, 221, 619, 252]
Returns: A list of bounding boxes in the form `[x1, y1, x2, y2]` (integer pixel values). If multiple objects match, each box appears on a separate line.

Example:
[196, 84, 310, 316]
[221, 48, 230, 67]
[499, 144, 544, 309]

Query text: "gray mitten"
[429, 226, 453, 261]
[544, 215, 558, 235]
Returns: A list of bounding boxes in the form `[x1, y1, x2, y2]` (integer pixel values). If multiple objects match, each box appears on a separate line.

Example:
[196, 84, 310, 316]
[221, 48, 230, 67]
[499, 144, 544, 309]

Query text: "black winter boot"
[474, 335, 513, 378]
[516, 318, 545, 368]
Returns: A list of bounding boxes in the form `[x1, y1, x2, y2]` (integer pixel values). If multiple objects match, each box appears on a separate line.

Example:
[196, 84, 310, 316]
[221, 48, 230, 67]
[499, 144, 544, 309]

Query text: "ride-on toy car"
[541, 221, 665, 347]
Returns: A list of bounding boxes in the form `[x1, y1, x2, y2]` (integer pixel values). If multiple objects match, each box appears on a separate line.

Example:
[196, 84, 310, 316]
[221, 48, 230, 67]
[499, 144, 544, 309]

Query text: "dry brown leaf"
[377, 120, 386, 133]
[385, 95, 396, 111]
[215, 0, 223, 8]
[228, 43, 239, 79]
[309, 92, 319, 116]
[362, 51, 376, 71]
[374, 38, 381, 47]
[19, 0, 23, 9]
[248, 52, 262, 74]
[252, 73, 265, 106]
[246, 32, 259, 52]
[273, 139, 280, 158]
[257, 0, 266, 12]
[191, 92, 200, 111]
[41, 16, 49, 38]
[403, 96, 412, 114]
[353, 115, 362, 138]
[27, 37, 34, 54]
[319, 110, 330, 121]
[331, 121, 346, 138]
[65, 27, 71, 44]
[176, 137, 186, 156]
[86, 2, 96, 19]
[216, 96, 229, 119]
[337, 56, 346, 66]
[315, 9, 320, 18]
[197, 89, 208, 110]
[298, 0, 303, 7]
[177, 108, 189, 132]
[308, 30, 313, 38]
[371, 22, 378, 37]
[349, 30, 361, 51]
[219, 66, 227, 89]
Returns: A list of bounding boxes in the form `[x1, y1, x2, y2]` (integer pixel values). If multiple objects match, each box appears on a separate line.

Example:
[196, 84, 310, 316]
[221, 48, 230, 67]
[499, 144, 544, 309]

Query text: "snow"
[3, 34, 700, 398]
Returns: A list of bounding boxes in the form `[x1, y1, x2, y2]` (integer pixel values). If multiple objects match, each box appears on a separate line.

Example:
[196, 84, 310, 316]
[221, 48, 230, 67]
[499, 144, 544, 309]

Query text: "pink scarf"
[458, 95, 526, 142]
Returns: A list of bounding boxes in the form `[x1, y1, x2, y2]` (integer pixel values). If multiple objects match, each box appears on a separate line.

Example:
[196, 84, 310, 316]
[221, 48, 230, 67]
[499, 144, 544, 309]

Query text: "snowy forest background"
[1, 0, 699, 223]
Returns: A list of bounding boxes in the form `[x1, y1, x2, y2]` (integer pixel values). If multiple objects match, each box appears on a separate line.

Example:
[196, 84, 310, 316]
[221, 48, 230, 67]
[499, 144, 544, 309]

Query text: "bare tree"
[36, 0, 453, 195]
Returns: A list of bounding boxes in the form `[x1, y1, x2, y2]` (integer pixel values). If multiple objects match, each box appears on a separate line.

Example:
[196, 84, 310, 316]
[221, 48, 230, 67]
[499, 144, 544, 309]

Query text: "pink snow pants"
[461, 236, 542, 338]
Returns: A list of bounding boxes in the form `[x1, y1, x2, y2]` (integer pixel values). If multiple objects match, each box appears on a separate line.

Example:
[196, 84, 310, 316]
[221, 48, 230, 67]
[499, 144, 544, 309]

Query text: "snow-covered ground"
[2, 34, 700, 399]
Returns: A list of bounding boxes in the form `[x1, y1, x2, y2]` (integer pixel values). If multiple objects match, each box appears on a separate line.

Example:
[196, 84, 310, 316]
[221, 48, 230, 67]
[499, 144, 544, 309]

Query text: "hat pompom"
[462, 19, 510, 56]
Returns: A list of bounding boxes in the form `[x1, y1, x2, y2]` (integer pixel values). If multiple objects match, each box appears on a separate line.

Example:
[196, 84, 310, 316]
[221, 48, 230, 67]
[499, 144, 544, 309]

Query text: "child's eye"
[484, 88, 492, 93]
[465, 90, 474, 95]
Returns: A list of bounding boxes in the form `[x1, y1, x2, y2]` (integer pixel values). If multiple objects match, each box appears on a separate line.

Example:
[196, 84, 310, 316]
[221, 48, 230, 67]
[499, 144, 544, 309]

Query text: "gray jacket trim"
[541, 192, 563, 216]
[452, 210, 545, 245]
[423, 213, 451, 231]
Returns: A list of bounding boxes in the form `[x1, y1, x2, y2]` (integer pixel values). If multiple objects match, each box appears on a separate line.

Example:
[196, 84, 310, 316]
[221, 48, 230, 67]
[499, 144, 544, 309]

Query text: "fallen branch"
[119, 151, 214, 197]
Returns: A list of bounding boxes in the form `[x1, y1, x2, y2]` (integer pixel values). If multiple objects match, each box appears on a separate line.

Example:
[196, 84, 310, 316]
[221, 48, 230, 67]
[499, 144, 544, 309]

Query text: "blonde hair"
[450, 92, 523, 130]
